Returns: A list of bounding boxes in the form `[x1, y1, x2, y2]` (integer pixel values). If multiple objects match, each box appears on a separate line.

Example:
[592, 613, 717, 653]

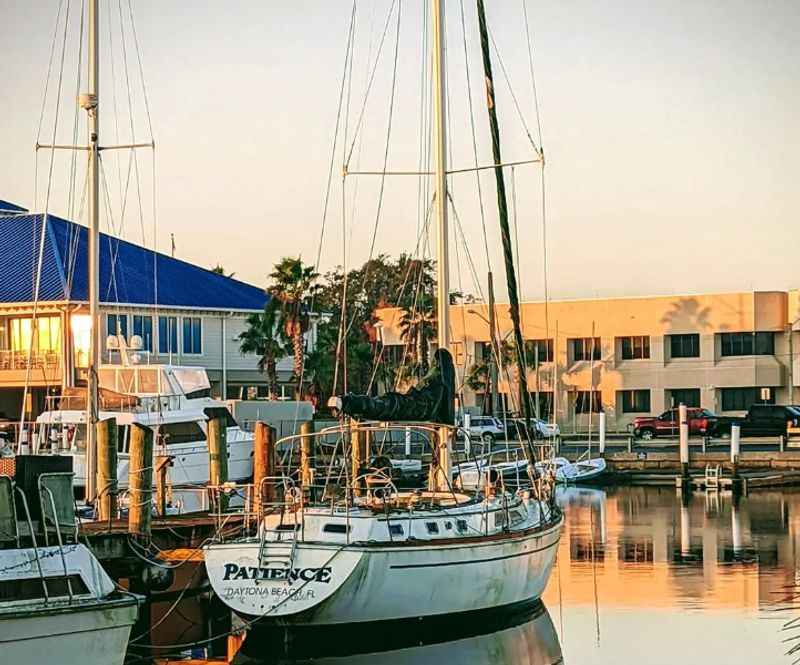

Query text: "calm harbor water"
[143, 486, 800, 665]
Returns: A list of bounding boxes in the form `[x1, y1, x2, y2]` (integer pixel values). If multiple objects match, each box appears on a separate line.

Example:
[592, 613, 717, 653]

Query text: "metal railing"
[0, 349, 59, 371]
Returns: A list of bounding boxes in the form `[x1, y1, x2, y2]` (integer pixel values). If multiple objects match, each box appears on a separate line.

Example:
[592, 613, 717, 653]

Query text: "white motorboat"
[0, 475, 139, 665]
[33, 362, 254, 498]
[541, 456, 607, 484]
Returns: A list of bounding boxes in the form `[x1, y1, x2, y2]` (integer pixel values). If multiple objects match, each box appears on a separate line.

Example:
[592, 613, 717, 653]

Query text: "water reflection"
[237, 601, 562, 664]
[546, 485, 794, 664]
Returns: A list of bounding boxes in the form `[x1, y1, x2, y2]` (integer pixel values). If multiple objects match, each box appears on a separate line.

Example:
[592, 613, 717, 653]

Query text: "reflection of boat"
[554, 484, 607, 507]
[239, 599, 562, 665]
[0, 475, 140, 665]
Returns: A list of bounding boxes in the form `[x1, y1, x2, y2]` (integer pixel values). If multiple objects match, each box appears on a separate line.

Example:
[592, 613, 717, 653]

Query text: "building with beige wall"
[376, 289, 800, 432]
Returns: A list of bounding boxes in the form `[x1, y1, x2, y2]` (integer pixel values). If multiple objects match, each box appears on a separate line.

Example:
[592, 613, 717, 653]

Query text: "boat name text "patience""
[222, 563, 332, 583]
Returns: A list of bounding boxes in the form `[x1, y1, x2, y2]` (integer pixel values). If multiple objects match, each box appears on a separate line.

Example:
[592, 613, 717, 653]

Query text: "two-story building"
[0, 201, 291, 422]
[376, 290, 800, 432]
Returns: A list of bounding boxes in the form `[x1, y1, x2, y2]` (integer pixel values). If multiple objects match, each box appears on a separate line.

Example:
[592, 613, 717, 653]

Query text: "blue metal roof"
[0, 200, 28, 214]
[0, 212, 268, 311]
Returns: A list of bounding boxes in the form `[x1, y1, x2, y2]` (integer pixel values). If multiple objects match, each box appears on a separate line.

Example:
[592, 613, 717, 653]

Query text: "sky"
[1, 0, 798, 302]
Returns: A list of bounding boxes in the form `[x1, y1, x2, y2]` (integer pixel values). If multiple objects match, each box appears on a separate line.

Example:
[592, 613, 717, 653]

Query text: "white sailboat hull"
[205, 516, 563, 626]
[0, 597, 138, 665]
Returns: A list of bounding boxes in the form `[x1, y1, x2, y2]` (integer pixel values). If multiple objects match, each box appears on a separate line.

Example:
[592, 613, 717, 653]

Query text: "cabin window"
[456, 519, 469, 534]
[158, 316, 178, 354]
[388, 524, 404, 536]
[509, 509, 525, 526]
[132, 315, 153, 352]
[0, 574, 89, 601]
[106, 314, 128, 341]
[494, 511, 509, 528]
[425, 522, 440, 535]
[182, 317, 202, 355]
[322, 523, 350, 534]
[157, 421, 205, 445]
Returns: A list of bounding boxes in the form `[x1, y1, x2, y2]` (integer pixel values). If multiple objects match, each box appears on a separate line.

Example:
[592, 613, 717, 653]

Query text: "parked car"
[462, 416, 506, 442]
[714, 405, 800, 438]
[632, 408, 717, 440]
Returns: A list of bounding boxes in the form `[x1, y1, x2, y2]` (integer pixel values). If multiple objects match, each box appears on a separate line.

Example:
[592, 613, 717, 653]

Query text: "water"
[144, 486, 799, 664]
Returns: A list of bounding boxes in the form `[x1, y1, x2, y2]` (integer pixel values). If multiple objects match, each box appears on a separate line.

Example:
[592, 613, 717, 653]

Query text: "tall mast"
[475, 0, 536, 462]
[84, 0, 100, 503]
[432, 0, 449, 353]
[431, 0, 452, 490]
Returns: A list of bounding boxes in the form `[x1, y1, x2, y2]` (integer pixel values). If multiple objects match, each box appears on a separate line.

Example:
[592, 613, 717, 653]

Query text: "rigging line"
[117, 0, 148, 249]
[362, 0, 402, 267]
[108, 0, 124, 210]
[21, 0, 72, 440]
[64, 0, 86, 302]
[487, 27, 540, 154]
[312, 1, 355, 276]
[521, 0, 543, 149]
[126, 0, 154, 139]
[415, 0, 429, 240]
[341, 1, 356, 185]
[340, 0, 402, 345]
[458, 0, 492, 273]
[344, 0, 397, 167]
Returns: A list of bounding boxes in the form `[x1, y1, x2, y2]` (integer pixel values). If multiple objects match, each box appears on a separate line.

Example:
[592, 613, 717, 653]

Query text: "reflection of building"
[545, 486, 799, 612]
[0, 202, 297, 421]
[377, 290, 800, 430]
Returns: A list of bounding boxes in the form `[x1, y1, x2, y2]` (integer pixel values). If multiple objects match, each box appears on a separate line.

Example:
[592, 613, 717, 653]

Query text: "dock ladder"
[704, 464, 722, 490]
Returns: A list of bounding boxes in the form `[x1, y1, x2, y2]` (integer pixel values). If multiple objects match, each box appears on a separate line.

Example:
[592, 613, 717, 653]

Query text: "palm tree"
[268, 257, 319, 388]
[238, 305, 287, 399]
[211, 264, 236, 278]
[398, 306, 436, 379]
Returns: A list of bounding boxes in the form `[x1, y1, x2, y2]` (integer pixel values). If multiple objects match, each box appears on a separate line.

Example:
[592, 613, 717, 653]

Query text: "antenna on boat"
[431, 0, 452, 491]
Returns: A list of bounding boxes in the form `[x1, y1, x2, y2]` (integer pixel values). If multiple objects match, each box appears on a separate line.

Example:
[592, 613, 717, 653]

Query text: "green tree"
[237, 305, 287, 399]
[267, 257, 319, 387]
[211, 264, 236, 278]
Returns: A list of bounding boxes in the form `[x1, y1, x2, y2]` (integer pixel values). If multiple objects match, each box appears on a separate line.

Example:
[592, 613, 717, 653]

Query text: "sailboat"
[203, 0, 563, 627]
[21, 0, 255, 511]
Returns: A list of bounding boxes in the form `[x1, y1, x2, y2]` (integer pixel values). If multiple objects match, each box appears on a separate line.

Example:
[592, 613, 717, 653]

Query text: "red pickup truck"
[632, 408, 717, 440]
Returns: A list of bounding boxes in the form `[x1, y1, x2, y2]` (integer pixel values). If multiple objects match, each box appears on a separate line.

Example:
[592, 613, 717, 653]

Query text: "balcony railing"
[0, 350, 60, 371]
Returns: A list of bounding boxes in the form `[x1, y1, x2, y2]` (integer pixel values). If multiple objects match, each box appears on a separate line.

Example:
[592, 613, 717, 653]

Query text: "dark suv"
[715, 405, 800, 438]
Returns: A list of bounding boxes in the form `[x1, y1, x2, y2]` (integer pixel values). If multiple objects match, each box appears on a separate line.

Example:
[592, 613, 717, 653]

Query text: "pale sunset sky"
[1, 1, 798, 301]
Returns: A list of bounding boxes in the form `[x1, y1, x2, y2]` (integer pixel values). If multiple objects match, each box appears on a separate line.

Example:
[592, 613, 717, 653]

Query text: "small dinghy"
[540, 456, 607, 484]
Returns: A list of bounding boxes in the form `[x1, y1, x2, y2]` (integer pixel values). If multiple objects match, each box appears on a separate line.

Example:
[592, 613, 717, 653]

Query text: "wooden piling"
[155, 455, 173, 517]
[350, 427, 367, 495]
[253, 422, 276, 507]
[96, 417, 117, 522]
[208, 416, 229, 511]
[300, 421, 314, 489]
[128, 423, 154, 537]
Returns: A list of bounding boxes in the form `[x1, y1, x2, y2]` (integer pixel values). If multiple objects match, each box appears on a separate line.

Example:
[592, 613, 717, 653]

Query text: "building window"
[570, 337, 601, 362]
[106, 313, 128, 340]
[621, 389, 651, 413]
[619, 336, 650, 360]
[720, 332, 774, 357]
[575, 390, 602, 413]
[132, 315, 153, 352]
[525, 339, 554, 364]
[10, 316, 61, 353]
[669, 334, 700, 358]
[182, 317, 202, 355]
[668, 388, 700, 408]
[158, 316, 178, 354]
[721, 387, 775, 411]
